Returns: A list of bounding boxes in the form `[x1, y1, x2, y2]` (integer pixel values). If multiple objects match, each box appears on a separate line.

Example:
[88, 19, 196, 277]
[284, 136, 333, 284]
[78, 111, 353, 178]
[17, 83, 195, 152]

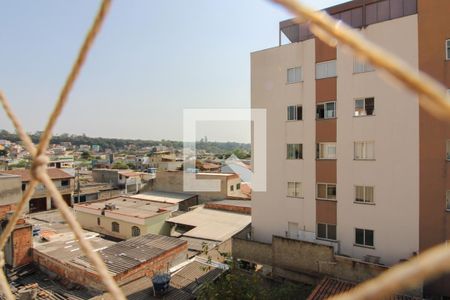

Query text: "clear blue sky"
[0, 0, 344, 143]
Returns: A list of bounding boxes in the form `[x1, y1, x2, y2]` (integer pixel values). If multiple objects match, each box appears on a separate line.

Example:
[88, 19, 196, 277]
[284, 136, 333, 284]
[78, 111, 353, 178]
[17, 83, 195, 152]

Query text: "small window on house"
[230, 185, 234, 192]
[61, 180, 70, 187]
[317, 223, 337, 240]
[131, 226, 140, 237]
[316, 102, 336, 119]
[446, 39, 450, 60]
[287, 105, 303, 121]
[355, 186, 374, 204]
[287, 67, 303, 84]
[446, 140, 450, 160]
[354, 98, 375, 116]
[317, 183, 336, 200]
[355, 228, 374, 247]
[22, 183, 26, 191]
[354, 141, 375, 160]
[287, 182, 303, 198]
[236, 183, 241, 190]
[112, 222, 120, 233]
[316, 60, 337, 79]
[97, 217, 101, 226]
[316, 143, 336, 159]
[353, 57, 375, 73]
[446, 190, 450, 211]
[287, 144, 303, 159]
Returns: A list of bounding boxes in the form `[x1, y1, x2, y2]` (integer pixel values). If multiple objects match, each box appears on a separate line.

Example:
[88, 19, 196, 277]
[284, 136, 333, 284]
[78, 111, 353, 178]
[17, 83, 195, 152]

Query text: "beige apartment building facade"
[251, 0, 450, 296]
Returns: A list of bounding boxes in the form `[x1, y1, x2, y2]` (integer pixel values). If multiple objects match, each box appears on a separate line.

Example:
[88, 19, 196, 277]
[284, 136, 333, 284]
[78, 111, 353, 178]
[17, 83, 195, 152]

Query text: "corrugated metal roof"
[71, 234, 186, 275]
[167, 207, 251, 242]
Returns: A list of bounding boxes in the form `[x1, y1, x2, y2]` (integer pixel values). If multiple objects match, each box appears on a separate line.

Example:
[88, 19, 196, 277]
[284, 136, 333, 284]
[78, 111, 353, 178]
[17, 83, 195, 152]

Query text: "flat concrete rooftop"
[130, 191, 197, 204]
[74, 196, 176, 219]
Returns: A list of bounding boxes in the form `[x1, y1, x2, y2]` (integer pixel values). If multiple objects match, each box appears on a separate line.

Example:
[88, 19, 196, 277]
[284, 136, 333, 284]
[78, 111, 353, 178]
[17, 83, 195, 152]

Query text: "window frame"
[131, 226, 141, 237]
[317, 223, 337, 241]
[316, 183, 337, 200]
[61, 179, 70, 187]
[316, 60, 337, 79]
[287, 66, 303, 84]
[446, 39, 450, 61]
[287, 143, 303, 160]
[316, 101, 336, 120]
[354, 141, 375, 160]
[354, 185, 375, 204]
[446, 190, 450, 211]
[287, 105, 303, 121]
[354, 97, 375, 117]
[354, 228, 375, 248]
[316, 142, 337, 160]
[446, 140, 450, 161]
[236, 183, 241, 190]
[112, 221, 120, 233]
[287, 182, 303, 198]
[353, 57, 375, 74]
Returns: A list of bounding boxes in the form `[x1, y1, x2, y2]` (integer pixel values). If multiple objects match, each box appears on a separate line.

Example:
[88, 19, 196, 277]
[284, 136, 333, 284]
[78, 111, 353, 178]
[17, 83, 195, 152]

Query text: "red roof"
[1, 168, 74, 182]
[307, 277, 420, 300]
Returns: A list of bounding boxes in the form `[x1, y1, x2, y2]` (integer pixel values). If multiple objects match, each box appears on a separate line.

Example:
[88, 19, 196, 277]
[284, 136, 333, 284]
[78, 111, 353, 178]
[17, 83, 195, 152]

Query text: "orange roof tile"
[1, 168, 74, 182]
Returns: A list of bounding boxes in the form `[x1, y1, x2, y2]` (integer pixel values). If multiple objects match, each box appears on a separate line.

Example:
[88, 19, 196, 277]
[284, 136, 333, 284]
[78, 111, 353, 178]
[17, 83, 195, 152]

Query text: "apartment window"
[287, 67, 303, 83]
[236, 183, 241, 190]
[354, 141, 375, 160]
[287, 105, 303, 121]
[355, 186, 374, 204]
[316, 60, 337, 79]
[287, 182, 303, 198]
[131, 226, 140, 237]
[355, 228, 374, 247]
[22, 183, 26, 191]
[287, 144, 303, 159]
[316, 101, 336, 119]
[97, 217, 101, 226]
[317, 183, 336, 200]
[317, 223, 337, 240]
[230, 185, 234, 192]
[61, 180, 70, 187]
[354, 98, 375, 116]
[353, 57, 375, 73]
[316, 143, 336, 159]
[446, 39, 450, 60]
[112, 222, 120, 233]
[446, 140, 450, 160]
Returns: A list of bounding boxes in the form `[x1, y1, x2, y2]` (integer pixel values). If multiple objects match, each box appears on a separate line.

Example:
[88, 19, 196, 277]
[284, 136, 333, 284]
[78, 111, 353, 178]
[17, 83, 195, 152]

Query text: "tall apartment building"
[251, 0, 450, 296]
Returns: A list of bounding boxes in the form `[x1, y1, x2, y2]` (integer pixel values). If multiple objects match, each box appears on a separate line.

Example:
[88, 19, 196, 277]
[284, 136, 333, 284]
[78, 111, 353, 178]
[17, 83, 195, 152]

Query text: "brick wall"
[204, 202, 251, 215]
[34, 239, 188, 291]
[11, 225, 33, 267]
[0, 204, 16, 219]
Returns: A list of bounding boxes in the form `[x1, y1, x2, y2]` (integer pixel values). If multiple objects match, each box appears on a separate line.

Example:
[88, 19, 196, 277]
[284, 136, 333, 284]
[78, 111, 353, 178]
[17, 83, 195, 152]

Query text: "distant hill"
[0, 130, 250, 155]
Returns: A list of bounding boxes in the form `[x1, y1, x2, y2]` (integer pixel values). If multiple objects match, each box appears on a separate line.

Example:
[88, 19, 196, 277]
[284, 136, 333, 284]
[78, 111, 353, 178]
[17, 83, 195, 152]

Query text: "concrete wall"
[337, 15, 420, 265]
[74, 210, 171, 240]
[232, 235, 421, 296]
[92, 169, 119, 186]
[0, 175, 22, 207]
[153, 171, 230, 202]
[251, 39, 317, 243]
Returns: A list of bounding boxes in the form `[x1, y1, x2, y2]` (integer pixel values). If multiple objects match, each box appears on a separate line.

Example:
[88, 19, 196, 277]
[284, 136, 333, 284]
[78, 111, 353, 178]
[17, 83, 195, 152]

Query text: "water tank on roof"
[152, 273, 171, 296]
